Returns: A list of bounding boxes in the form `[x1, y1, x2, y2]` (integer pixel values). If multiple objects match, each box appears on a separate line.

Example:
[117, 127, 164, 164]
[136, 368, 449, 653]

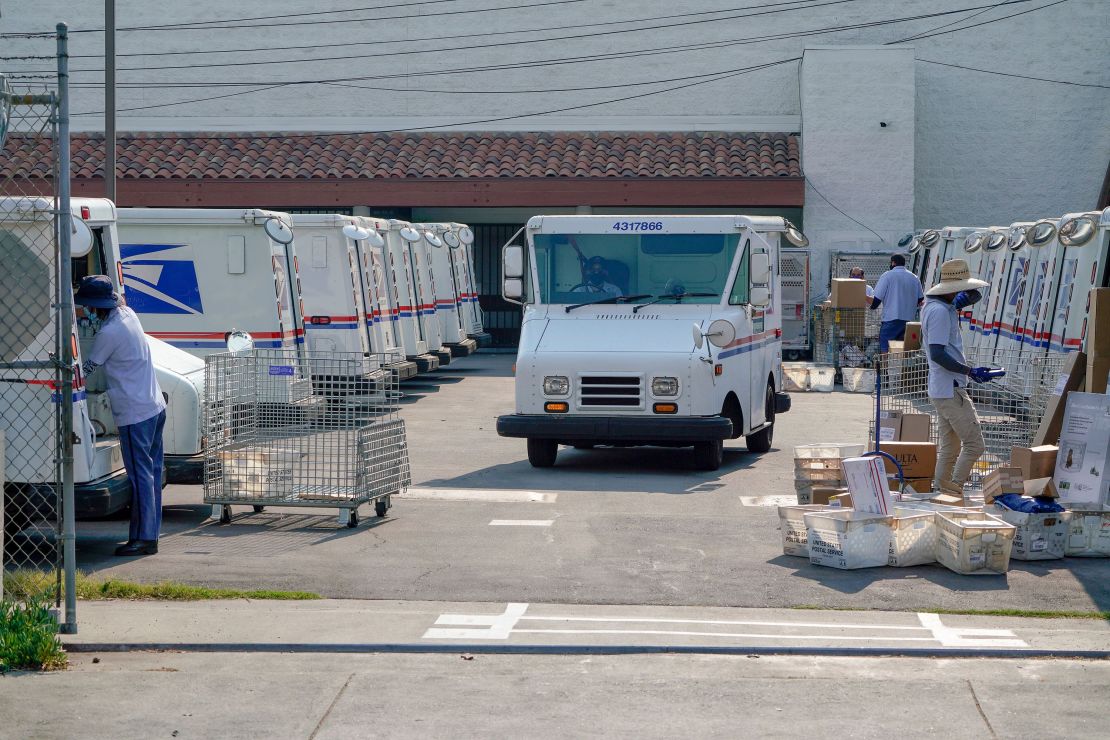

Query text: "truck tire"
[693, 440, 723, 471]
[746, 384, 776, 453]
[527, 439, 558, 468]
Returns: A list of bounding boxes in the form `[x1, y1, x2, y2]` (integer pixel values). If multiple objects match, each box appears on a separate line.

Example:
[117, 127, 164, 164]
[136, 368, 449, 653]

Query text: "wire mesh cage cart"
[873, 347, 1068, 488]
[203, 349, 410, 528]
[780, 248, 810, 358]
[812, 306, 881, 372]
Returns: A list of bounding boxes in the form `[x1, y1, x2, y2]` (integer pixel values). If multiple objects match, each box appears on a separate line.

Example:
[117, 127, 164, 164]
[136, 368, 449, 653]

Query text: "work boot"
[114, 540, 158, 556]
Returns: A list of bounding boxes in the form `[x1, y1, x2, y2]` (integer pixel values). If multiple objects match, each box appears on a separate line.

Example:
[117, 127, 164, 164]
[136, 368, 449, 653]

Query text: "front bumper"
[75, 469, 132, 518]
[165, 453, 204, 484]
[496, 414, 733, 444]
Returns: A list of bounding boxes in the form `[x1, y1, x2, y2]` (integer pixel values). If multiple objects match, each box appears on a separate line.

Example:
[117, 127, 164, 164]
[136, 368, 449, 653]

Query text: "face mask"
[587, 271, 605, 286]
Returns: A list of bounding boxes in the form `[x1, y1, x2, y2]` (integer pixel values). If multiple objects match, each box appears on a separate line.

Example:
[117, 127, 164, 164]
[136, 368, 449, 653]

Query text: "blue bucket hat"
[74, 275, 120, 309]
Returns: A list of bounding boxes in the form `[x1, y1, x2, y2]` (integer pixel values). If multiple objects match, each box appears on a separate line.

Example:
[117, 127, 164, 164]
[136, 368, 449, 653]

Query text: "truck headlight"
[543, 375, 570, 396]
[652, 376, 679, 397]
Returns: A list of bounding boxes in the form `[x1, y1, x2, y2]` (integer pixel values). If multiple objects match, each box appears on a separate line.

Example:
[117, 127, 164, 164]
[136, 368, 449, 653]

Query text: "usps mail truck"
[382, 221, 440, 372]
[290, 213, 416, 381]
[446, 223, 492, 347]
[1044, 209, 1109, 357]
[417, 222, 477, 357]
[496, 214, 805, 470]
[399, 223, 450, 366]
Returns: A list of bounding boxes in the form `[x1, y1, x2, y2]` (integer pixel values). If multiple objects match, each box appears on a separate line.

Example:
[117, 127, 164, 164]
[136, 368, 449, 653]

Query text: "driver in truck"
[75, 275, 166, 557]
[573, 255, 623, 297]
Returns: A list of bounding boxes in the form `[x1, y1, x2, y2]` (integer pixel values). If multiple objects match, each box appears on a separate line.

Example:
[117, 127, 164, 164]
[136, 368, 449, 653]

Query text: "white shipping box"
[841, 456, 893, 515]
[1054, 392, 1110, 510]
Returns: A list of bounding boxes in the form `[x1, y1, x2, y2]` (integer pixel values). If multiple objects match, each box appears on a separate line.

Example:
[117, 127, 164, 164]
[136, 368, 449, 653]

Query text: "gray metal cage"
[202, 348, 410, 528]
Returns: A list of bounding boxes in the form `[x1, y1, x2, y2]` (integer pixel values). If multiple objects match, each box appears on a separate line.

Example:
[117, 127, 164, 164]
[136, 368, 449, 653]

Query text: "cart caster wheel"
[219, 505, 232, 525]
[375, 497, 390, 518]
[252, 505, 265, 513]
[347, 509, 360, 528]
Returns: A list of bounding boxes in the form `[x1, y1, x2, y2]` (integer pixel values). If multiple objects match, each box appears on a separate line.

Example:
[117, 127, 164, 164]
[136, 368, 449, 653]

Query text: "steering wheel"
[570, 282, 596, 292]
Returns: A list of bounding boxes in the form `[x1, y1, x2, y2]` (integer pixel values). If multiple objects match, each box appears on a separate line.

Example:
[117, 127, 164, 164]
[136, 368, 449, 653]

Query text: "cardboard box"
[901, 477, 933, 495]
[832, 492, 854, 508]
[880, 441, 938, 479]
[899, 414, 932, 442]
[878, 411, 901, 442]
[841, 456, 893, 515]
[982, 467, 1024, 503]
[929, 493, 978, 508]
[1010, 445, 1058, 481]
[1054, 391, 1110, 509]
[1033, 350, 1086, 446]
[903, 321, 922, 351]
[1085, 288, 1110, 358]
[1024, 477, 1059, 500]
[1087, 354, 1110, 395]
[810, 486, 850, 506]
[830, 278, 869, 309]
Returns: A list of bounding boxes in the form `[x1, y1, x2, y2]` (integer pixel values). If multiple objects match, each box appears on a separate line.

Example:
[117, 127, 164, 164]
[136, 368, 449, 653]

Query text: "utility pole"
[104, 0, 116, 202]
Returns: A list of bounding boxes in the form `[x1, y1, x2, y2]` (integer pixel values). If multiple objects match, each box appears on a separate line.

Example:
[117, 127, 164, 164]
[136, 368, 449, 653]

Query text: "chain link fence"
[1, 30, 78, 632]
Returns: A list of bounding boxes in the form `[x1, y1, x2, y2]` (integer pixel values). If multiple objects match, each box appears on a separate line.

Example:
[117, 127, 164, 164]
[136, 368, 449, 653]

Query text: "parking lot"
[71, 353, 1110, 615]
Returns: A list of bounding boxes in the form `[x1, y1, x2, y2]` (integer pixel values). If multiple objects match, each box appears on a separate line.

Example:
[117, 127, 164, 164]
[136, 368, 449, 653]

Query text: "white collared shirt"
[873, 266, 923, 322]
[85, 306, 166, 427]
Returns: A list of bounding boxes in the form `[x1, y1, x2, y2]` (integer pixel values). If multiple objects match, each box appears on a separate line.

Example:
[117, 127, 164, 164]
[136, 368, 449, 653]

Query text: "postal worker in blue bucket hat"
[74, 275, 166, 556]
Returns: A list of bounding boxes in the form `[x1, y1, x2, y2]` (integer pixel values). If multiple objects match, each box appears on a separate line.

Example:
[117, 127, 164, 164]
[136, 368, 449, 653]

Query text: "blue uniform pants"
[119, 409, 166, 542]
[879, 319, 908, 353]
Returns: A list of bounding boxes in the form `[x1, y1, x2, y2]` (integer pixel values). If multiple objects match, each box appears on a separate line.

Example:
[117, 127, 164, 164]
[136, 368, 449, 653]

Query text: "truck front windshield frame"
[531, 232, 744, 305]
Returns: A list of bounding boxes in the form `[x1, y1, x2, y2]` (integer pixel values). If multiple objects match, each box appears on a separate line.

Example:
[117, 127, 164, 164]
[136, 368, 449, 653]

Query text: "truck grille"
[579, 375, 642, 408]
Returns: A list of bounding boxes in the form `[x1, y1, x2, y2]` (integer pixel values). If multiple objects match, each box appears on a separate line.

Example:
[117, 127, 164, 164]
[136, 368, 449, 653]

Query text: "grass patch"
[789, 604, 1110, 620]
[0, 598, 67, 672]
[4, 569, 320, 602]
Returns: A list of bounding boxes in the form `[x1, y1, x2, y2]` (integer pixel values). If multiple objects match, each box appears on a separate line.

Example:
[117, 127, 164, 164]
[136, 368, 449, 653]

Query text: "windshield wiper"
[632, 292, 719, 313]
[565, 293, 651, 313]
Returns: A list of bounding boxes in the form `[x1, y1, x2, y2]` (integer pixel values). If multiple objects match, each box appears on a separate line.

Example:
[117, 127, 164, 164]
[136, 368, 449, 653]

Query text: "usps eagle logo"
[119, 243, 204, 315]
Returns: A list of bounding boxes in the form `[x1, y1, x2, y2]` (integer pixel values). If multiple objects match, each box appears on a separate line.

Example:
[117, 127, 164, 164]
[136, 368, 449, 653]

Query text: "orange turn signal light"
[544, 401, 569, 413]
[653, 403, 677, 414]
[714, 364, 723, 376]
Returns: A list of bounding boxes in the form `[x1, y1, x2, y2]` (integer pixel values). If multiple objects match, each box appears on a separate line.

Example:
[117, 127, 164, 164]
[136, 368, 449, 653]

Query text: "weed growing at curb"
[4, 569, 320, 602]
[0, 598, 67, 672]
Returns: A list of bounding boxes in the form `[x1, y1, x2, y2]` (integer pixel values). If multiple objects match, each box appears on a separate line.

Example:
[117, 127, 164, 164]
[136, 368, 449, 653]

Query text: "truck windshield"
[533, 232, 742, 305]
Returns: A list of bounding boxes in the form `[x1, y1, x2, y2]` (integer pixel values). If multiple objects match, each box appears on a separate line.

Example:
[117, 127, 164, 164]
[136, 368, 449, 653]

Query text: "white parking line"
[739, 495, 797, 507]
[399, 488, 557, 503]
[489, 520, 554, 527]
[512, 629, 937, 642]
[917, 612, 1026, 648]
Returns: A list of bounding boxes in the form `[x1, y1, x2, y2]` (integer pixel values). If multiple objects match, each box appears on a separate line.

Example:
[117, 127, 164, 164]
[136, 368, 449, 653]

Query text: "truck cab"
[496, 214, 806, 470]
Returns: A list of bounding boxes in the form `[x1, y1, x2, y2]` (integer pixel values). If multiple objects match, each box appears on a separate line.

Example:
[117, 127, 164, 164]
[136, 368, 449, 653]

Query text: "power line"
[889, 2, 1002, 42]
[890, 0, 1072, 42]
[804, 175, 887, 243]
[50, 0, 1042, 77]
[67, 0, 835, 59]
[919, 58, 1110, 89]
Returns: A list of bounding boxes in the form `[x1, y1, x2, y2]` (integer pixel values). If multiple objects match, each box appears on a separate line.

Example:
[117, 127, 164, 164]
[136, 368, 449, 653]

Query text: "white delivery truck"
[290, 213, 416, 381]
[398, 223, 451, 366]
[496, 214, 806, 470]
[381, 221, 441, 372]
[1, 198, 205, 526]
[446, 223, 492, 347]
[417, 222, 477, 357]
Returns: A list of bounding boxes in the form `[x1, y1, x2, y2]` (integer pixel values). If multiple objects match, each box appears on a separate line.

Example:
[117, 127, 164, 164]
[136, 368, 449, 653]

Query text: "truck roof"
[117, 207, 291, 226]
[0, 196, 116, 224]
[525, 214, 791, 233]
[289, 213, 359, 228]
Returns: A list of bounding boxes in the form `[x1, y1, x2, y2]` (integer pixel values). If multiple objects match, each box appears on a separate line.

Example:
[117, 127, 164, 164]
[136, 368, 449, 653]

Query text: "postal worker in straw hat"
[74, 275, 167, 556]
[921, 259, 993, 494]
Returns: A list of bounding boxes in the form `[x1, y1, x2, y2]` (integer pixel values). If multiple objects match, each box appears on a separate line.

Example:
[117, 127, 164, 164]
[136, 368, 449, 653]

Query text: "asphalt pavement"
[67, 353, 1110, 614]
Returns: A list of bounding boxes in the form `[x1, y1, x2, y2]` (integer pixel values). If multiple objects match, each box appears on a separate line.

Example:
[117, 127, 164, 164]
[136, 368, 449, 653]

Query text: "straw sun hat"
[925, 259, 990, 297]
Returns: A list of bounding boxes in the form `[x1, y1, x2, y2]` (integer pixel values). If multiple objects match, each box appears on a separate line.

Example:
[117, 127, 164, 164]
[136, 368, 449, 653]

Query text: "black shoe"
[114, 540, 158, 556]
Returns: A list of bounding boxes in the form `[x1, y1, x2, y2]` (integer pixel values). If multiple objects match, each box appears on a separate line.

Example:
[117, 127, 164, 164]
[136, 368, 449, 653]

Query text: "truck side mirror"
[750, 252, 771, 284]
[503, 278, 524, 301]
[750, 285, 771, 308]
[503, 244, 524, 278]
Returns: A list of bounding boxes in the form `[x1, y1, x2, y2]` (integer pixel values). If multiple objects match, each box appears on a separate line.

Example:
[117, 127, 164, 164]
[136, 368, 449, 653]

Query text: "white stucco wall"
[801, 45, 915, 299]
[3, 0, 1108, 237]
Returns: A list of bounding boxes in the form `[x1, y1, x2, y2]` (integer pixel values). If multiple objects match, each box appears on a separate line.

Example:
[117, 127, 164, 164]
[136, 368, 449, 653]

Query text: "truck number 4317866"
[611, 221, 664, 232]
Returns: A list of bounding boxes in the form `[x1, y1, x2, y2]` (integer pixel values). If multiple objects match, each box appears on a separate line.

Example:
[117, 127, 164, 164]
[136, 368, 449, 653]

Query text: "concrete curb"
[62, 642, 1110, 660]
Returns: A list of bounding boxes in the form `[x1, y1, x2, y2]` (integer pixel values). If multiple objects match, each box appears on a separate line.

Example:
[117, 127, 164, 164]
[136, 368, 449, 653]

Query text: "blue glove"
[968, 366, 1004, 383]
[952, 290, 982, 310]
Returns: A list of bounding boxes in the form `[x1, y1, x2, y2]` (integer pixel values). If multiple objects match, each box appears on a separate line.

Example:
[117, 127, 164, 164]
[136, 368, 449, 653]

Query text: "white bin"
[809, 365, 836, 392]
[990, 505, 1067, 561]
[804, 510, 893, 569]
[219, 447, 305, 498]
[794, 443, 866, 459]
[888, 508, 938, 567]
[781, 363, 836, 392]
[841, 367, 876, 393]
[935, 511, 1015, 575]
[1063, 510, 1110, 557]
[778, 504, 830, 557]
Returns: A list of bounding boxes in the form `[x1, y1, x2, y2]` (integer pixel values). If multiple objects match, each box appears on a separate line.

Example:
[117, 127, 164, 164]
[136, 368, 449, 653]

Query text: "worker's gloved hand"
[952, 290, 982, 310]
[968, 366, 999, 383]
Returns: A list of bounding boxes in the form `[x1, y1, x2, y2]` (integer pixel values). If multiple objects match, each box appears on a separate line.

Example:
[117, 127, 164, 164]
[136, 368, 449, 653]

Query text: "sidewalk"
[61, 599, 1110, 657]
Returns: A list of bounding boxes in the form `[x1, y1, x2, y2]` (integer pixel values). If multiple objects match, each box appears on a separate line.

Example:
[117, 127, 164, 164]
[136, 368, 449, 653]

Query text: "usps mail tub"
[841, 366, 876, 394]
[990, 504, 1067, 560]
[1063, 510, 1110, 557]
[803, 510, 892, 569]
[218, 447, 305, 498]
[935, 510, 1015, 575]
[888, 507, 938, 567]
[778, 504, 831, 557]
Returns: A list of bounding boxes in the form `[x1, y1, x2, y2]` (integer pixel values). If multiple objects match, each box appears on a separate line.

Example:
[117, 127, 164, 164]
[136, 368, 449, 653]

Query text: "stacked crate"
[794, 443, 865, 504]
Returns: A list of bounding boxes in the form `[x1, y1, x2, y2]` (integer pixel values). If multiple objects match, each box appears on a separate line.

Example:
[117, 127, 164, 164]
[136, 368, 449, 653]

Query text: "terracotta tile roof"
[2, 131, 799, 180]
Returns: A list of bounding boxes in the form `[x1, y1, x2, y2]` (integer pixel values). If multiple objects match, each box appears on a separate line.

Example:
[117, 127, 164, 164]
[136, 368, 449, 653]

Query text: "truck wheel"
[746, 385, 776, 453]
[527, 439, 558, 468]
[693, 440, 723, 471]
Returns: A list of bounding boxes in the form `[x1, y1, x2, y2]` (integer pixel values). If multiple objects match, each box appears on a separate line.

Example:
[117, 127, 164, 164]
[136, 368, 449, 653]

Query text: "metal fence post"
[55, 22, 78, 635]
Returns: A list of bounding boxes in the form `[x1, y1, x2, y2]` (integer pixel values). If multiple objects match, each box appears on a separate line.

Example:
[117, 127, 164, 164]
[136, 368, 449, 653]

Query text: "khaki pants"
[931, 388, 986, 489]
